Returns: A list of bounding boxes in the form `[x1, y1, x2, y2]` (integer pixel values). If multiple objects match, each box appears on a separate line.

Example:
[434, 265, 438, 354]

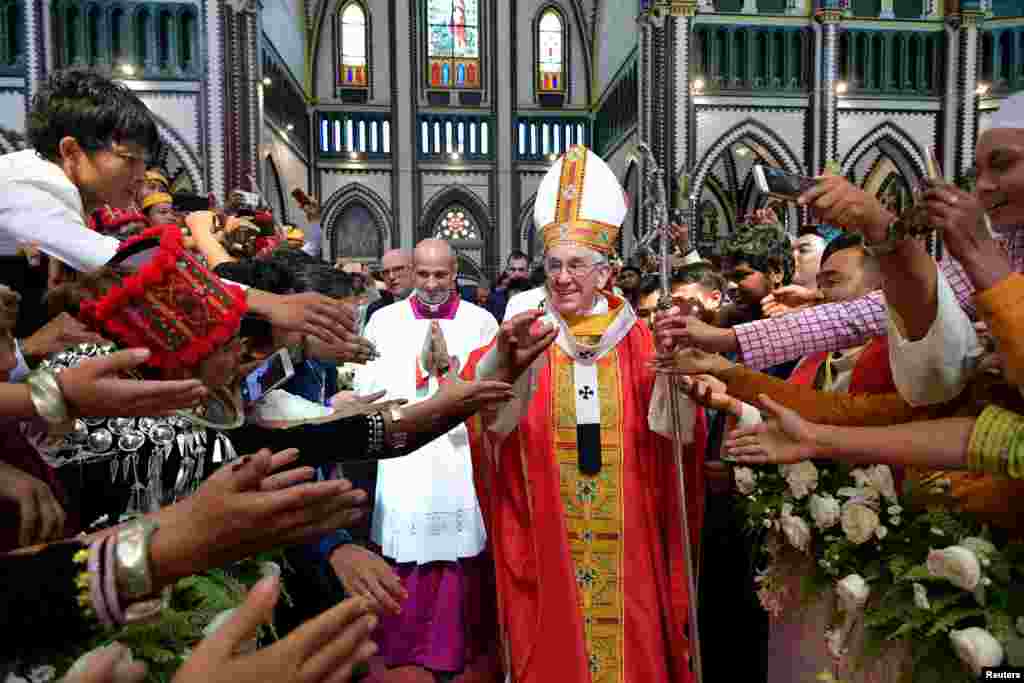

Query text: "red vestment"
[462, 319, 705, 683]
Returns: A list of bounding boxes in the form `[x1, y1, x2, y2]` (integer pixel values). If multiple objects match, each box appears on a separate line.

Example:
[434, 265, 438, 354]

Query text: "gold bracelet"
[967, 404, 1024, 476]
[25, 368, 70, 425]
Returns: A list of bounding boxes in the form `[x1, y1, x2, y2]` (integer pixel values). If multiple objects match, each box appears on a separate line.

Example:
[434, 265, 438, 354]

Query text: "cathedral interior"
[0, 0, 1021, 279]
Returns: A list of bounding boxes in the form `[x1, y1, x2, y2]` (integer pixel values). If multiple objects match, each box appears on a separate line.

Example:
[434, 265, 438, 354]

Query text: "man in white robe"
[350, 238, 500, 681]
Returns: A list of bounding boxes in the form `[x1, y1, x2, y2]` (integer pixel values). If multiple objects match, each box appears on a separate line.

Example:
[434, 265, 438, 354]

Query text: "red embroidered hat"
[79, 226, 248, 370]
[94, 206, 149, 234]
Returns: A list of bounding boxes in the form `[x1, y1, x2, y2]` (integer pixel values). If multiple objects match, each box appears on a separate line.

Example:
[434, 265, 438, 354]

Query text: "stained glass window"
[538, 9, 564, 93]
[339, 2, 368, 87]
[427, 0, 481, 89]
[434, 206, 479, 240]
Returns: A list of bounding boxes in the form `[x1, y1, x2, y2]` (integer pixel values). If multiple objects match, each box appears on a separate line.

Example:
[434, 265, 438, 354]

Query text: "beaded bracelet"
[967, 404, 1024, 478]
[367, 411, 385, 456]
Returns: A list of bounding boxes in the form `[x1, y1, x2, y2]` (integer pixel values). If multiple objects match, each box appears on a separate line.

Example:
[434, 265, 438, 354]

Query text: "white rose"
[868, 465, 898, 502]
[781, 461, 819, 499]
[809, 494, 841, 530]
[734, 467, 756, 495]
[950, 627, 1004, 675]
[960, 537, 996, 565]
[840, 502, 880, 545]
[912, 582, 930, 610]
[836, 574, 870, 613]
[927, 546, 982, 591]
[887, 505, 903, 516]
[780, 512, 812, 552]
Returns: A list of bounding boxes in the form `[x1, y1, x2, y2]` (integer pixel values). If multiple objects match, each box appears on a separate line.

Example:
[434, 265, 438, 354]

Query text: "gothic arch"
[150, 113, 204, 192]
[840, 122, 927, 183]
[419, 185, 494, 275]
[321, 182, 393, 261]
[263, 155, 289, 224]
[693, 119, 805, 236]
[692, 118, 804, 193]
[419, 185, 492, 239]
[311, 0, 374, 100]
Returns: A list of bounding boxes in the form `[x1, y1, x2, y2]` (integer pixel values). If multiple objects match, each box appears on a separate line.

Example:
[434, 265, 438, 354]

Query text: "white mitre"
[533, 145, 628, 255]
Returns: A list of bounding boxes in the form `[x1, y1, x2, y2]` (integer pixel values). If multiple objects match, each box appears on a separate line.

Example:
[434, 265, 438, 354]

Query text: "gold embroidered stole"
[551, 344, 626, 683]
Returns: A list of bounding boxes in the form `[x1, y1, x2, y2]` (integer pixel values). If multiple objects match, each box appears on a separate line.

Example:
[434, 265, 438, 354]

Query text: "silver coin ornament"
[118, 430, 146, 452]
[150, 423, 176, 445]
[87, 428, 113, 453]
[137, 417, 158, 434]
[108, 417, 136, 435]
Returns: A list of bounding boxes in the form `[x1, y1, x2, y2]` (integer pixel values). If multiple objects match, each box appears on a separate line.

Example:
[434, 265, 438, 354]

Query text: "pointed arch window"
[537, 8, 565, 93]
[426, 0, 481, 89]
[338, 2, 368, 88]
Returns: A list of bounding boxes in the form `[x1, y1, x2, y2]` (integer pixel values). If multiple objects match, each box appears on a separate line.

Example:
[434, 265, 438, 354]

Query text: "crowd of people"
[0, 66, 1021, 683]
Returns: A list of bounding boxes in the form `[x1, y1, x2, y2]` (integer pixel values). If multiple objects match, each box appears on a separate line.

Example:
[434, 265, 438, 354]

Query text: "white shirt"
[887, 265, 984, 407]
[0, 150, 119, 270]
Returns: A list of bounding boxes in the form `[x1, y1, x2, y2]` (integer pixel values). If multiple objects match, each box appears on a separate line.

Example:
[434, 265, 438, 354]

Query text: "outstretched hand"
[59, 349, 208, 417]
[149, 448, 369, 585]
[172, 576, 377, 683]
[678, 374, 744, 420]
[723, 394, 818, 465]
[650, 346, 733, 377]
[494, 310, 557, 382]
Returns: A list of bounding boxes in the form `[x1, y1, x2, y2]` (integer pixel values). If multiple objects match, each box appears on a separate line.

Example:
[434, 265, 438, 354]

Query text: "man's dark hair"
[722, 224, 795, 286]
[213, 259, 295, 295]
[506, 249, 528, 265]
[671, 262, 726, 296]
[819, 232, 864, 269]
[639, 274, 661, 298]
[294, 263, 356, 300]
[506, 277, 533, 297]
[619, 265, 643, 280]
[28, 69, 160, 161]
[263, 245, 318, 274]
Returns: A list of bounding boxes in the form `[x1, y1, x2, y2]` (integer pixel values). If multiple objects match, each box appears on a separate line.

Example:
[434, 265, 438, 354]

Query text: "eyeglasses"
[544, 259, 599, 279]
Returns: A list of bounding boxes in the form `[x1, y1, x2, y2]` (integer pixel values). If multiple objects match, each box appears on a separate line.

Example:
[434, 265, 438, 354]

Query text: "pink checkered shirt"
[735, 226, 1024, 370]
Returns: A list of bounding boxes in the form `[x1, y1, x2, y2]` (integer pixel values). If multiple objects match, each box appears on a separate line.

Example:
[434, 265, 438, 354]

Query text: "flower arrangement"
[735, 462, 1024, 682]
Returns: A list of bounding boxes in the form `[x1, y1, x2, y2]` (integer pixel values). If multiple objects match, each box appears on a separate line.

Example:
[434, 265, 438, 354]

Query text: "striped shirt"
[734, 226, 1024, 370]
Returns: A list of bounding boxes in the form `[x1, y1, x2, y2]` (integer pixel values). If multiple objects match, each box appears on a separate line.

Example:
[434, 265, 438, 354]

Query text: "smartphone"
[752, 165, 818, 202]
[241, 348, 295, 408]
[172, 193, 210, 213]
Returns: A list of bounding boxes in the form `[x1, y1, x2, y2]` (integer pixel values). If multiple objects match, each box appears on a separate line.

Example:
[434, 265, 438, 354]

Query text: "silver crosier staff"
[635, 142, 703, 683]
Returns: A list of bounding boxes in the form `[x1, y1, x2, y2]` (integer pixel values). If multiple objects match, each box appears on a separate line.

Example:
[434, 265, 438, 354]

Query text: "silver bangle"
[25, 368, 70, 425]
[115, 518, 160, 600]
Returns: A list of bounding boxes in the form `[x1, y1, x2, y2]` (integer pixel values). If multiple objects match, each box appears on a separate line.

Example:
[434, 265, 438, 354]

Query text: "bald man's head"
[380, 248, 413, 296]
[413, 239, 457, 305]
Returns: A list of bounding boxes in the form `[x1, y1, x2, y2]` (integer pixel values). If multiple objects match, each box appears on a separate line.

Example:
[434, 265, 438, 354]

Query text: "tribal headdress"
[534, 145, 628, 255]
[78, 226, 248, 371]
